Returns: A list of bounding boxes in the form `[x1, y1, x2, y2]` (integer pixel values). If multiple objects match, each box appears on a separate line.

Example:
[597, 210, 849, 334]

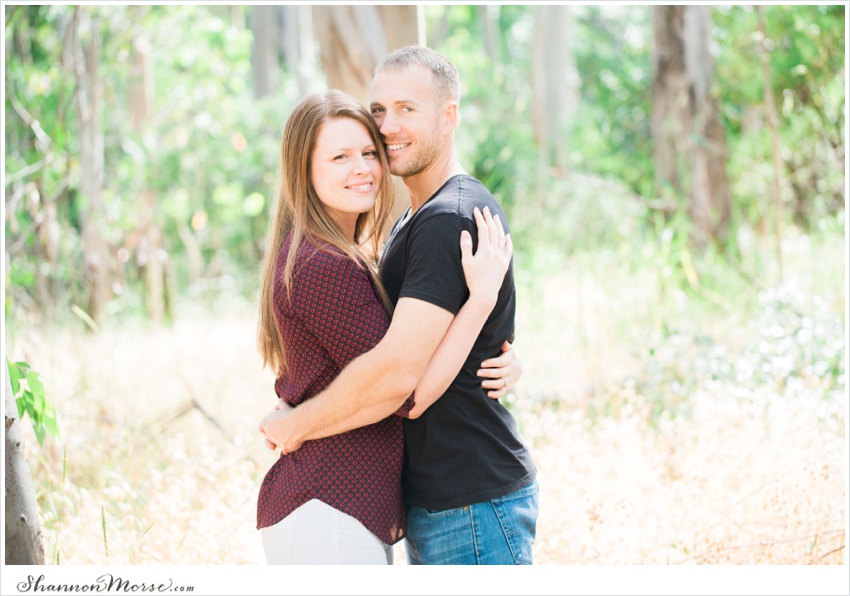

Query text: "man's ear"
[442, 100, 459, 133]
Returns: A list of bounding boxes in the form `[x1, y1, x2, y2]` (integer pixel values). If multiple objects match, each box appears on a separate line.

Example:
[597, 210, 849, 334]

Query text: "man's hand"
[258, 399, 302, 454]
[477, 341, 523, 399]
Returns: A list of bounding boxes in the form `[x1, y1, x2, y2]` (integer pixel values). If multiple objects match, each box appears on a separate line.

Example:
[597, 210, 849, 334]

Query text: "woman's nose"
[352, 154, 368, 174]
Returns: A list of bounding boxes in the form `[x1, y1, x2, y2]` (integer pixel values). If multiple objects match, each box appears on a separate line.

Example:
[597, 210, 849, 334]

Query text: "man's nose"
[379, 111, 400, 136]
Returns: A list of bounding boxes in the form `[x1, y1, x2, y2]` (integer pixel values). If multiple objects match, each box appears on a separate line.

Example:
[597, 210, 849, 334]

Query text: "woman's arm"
[407, 206, 513, 419]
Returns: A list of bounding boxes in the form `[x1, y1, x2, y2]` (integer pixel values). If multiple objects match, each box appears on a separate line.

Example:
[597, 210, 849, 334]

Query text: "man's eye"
[371, 107, 384, 115]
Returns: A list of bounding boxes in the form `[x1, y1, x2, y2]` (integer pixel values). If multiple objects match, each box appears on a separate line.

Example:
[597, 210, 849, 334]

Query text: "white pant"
[261, 499, 392, 565]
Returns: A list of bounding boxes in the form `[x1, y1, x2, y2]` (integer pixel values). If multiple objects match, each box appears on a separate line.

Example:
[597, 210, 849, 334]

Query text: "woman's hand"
[478, 340, 523, 399]
[460, 206, 513, 310]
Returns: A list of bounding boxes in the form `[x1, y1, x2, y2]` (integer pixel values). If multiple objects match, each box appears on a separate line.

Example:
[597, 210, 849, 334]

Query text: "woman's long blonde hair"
[258, 90, 395, 374]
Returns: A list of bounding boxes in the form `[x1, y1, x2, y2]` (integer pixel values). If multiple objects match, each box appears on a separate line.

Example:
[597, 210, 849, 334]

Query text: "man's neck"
[405, 153, 466, 213]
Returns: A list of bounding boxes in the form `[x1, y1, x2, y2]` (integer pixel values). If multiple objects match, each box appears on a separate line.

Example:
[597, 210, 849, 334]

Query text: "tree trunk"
[312, 5, 423, 236]
[312, 5, 387, 107]
[129, 9, 169, 323]
[652, 5, 731, 244]
[651, 5, 689, 195]
[428, 6, 451, 49]
[479, 5, 501, 63]
[74, 7, 111, 327]
[685, 6, 731, 244]
[229, 5, 245, 30]
[380, 5, 424, 61]
[5, 363, 46, 565]
[532, 4, 579, 178]
[755, 5, 784, 280]
[249, 5, 280, 98]
[280, 5, 316, 99]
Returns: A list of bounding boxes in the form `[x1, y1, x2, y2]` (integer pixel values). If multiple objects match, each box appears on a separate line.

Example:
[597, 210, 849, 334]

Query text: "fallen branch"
[155, 371, 263, 470]
[816, 543, 845, 562]
[673, 528, 845, 564]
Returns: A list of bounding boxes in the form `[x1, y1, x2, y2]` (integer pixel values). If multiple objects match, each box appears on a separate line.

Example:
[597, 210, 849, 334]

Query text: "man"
[260, 45, 538, 565]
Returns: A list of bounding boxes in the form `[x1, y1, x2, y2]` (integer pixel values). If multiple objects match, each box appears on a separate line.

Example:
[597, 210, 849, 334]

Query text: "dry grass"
[8, 310, 274, 565]
[524, 391, 844, 564]
[5, 232, 846, 567]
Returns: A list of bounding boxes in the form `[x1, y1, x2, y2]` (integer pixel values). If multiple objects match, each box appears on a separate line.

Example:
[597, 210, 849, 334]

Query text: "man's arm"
[259, 296, 453, 453]
[407, 207, 512, 418]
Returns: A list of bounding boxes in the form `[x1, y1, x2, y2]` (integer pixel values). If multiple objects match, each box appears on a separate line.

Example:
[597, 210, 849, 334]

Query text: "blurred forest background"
[3, 4, 846, 567]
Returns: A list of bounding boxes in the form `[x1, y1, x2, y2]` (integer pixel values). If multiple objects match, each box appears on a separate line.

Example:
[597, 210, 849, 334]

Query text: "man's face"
[370, 65, 446, 178]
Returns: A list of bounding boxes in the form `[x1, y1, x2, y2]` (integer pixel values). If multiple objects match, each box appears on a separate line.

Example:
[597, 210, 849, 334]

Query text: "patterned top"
[256, 232, 412, 545]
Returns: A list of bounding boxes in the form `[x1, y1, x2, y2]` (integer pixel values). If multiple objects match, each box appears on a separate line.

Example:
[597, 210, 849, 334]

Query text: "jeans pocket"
[491, 483, 539, 564]
[424, 505, 468, 518]
[407, 505, 477, 564]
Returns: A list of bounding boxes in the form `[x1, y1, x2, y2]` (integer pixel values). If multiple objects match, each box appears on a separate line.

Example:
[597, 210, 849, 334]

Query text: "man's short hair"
[375, 45, 460, 104]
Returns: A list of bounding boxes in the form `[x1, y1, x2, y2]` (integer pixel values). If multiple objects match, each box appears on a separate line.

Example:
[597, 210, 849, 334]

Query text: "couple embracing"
[256, 45, 538, 565]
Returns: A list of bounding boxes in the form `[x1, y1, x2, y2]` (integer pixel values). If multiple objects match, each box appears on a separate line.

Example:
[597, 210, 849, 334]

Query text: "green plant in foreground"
[6, 357, 60, 447]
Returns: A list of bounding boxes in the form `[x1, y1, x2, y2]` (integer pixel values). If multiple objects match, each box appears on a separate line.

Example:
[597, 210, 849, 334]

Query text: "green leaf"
[44, 413, 60, 438]
[25, 370, 46, 398]
[7, 359, 59, 445]
[28, 373, 46, 421]
[34, 424, 46, 448]
[7, 357, 22, 396]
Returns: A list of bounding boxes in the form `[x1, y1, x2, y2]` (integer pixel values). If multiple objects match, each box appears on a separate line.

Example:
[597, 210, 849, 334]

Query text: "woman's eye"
[364, 150, 378, 158]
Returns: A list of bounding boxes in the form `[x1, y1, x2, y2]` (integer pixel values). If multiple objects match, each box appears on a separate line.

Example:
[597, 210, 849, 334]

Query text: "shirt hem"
[397, 289, 461, 316]
[403, 469, 537, 511]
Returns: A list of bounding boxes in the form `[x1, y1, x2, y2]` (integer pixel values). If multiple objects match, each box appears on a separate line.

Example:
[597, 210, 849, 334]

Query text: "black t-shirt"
[380, 174, 537, 510]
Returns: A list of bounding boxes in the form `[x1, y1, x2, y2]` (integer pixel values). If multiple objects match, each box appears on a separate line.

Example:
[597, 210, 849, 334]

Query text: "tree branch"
[4, 72, 57, 187]
[5, 73, 53, 151]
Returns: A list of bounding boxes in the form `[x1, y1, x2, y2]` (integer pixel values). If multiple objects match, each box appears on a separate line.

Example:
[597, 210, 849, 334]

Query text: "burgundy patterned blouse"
[256, 232, 412, 545]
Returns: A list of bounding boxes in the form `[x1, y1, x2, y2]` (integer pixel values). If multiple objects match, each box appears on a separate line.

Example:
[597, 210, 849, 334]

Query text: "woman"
[255, 90, 517, 564]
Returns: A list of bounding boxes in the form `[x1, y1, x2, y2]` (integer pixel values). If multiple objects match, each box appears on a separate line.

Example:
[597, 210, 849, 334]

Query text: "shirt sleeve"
[398, 213, 474, 316]
[394, 395, 415, 419]
[289, 248, 390, 371]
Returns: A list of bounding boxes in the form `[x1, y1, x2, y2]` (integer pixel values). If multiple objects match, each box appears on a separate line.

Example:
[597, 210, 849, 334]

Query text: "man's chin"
[388, 162, 408, 177]
[389, 160, 422, 179]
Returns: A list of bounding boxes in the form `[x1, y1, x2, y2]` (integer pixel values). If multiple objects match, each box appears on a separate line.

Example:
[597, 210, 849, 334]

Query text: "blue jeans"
[404, 481, 538, 565]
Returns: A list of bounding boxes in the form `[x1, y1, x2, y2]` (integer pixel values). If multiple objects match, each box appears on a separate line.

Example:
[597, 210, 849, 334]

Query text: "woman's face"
[311, 117, 383, 239]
